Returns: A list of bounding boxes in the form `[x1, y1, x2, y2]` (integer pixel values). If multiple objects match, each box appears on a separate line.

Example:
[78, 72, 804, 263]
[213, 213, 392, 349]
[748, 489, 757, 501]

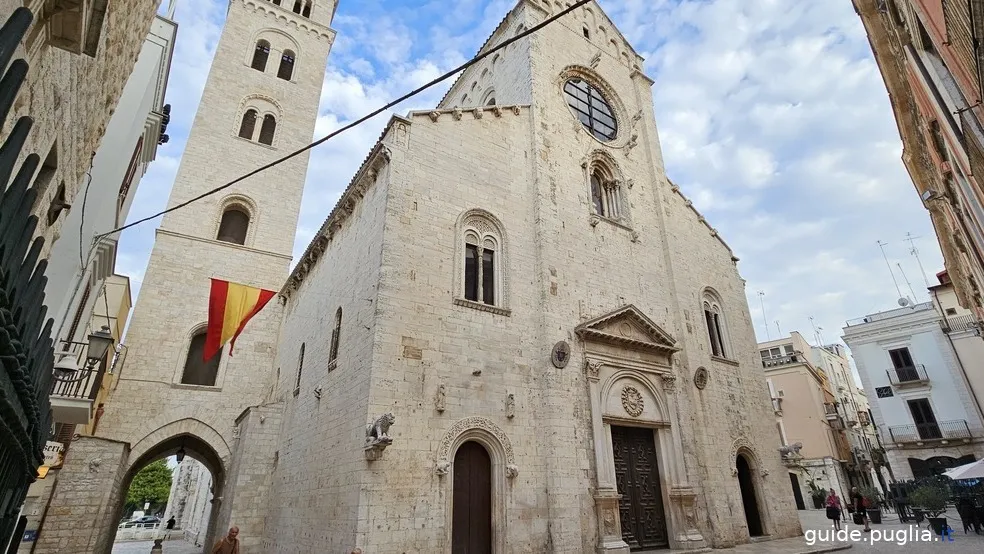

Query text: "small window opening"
[302, 1, 312, 18]
[251, 40, 270, 71]
[259, 115, 277, 145]
[278, 50, 295, 80]
[182, 331, 221, 386]
[293, 0, 302, 14]
[217, 208, 250, 245]
[328, 307, 342, 368]
[583, 27, 590, 39]
[47, 182, 69, 225]
[294, 343, 305, 396]
[239, 109, 258, 140]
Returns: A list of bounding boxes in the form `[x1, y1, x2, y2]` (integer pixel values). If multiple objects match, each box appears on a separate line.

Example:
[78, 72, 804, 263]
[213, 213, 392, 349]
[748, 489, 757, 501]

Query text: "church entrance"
[736, 454, 764, 536]
[789, 473, 806, 510]
[451, 441, 492, 554]
[611, 425, 668, 550]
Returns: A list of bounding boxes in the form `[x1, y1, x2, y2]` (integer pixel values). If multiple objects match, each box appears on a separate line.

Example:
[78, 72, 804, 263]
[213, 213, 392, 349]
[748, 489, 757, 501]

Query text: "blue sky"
[118, 0, 944, 353]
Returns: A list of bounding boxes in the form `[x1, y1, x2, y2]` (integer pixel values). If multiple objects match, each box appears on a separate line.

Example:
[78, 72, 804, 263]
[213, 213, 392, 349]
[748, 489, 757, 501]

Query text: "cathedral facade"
[270, 1, 800, 552]
[37, 1, 801, 553]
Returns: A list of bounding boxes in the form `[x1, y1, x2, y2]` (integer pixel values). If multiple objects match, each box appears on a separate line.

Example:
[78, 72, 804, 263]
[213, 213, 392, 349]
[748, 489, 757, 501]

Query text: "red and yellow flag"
[205, 278, 275, 360]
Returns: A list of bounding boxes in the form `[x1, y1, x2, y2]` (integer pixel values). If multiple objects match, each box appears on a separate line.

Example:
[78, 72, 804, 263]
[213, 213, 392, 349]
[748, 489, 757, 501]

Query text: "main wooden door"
[452, 441, 492, 554]
[611, 425, 668, 550]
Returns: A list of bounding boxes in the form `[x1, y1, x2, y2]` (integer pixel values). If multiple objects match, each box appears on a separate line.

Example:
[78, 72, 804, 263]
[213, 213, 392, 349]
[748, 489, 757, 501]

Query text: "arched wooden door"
[736, 454, 764, 536]
[452, 441, 492, 554]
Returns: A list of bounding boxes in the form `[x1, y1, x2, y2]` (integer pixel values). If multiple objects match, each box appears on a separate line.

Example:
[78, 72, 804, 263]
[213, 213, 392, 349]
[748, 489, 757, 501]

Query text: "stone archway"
[736, 453, 763, 537]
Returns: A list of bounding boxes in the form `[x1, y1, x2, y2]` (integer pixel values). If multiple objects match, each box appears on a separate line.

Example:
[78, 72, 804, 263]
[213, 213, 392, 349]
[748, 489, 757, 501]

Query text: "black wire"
[77, 154, 95, 268]
[94, 0, 594, 242]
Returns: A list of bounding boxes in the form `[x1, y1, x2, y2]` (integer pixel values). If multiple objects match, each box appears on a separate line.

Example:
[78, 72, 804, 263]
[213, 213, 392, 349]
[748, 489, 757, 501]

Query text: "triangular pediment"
[575, 305, 679, 353]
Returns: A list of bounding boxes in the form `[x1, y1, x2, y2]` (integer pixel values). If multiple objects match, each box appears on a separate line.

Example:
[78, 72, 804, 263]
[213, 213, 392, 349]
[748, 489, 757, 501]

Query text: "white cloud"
[113, 0, 945, 369]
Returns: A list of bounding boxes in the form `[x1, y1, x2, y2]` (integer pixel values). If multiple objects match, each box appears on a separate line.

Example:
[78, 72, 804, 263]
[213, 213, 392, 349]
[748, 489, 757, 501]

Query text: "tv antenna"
[757, 291, 770, 340]
[904, 232, 931, 288]
[809, 316, 825, 346]
[775, 320, 782, 337]
[877, 240, 905, 301]
[897, 262, 918, 304]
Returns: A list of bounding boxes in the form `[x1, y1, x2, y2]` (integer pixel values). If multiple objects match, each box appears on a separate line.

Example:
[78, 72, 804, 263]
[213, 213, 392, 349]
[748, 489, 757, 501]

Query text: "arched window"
[251, 40, 270, 71]
[182, 331, 221, 386]
[564, 77, 618, 142]
[702, 289, 730, 359]
[293, 0, 302, 14]
[258, 114, 276, 145]
[217, 207, 250, 245]
[293, 343, 305, 396]
[456, 211, 507, 312]
[239, 109, 258, 140]
[278, 50, 295, 81]
[482, 89, 496, 106]
[328, 307, 341, 370]
[588, 166, 621, 220]
[302, 1, 312, 17]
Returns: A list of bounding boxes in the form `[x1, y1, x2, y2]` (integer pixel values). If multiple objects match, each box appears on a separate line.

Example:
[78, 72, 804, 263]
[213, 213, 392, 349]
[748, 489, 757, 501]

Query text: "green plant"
[860, 485, 883, 507]
[909, 484, 949, 518]
[807, 480, 827, 501]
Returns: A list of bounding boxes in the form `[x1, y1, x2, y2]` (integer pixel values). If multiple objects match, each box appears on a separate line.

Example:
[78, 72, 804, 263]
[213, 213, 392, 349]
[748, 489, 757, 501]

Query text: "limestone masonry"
[38, 1, 802, 552]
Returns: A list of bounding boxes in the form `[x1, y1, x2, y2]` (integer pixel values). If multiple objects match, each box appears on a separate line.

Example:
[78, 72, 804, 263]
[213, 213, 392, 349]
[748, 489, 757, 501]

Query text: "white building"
[44, 2, 178, 359]
[842, 291, 984, 481]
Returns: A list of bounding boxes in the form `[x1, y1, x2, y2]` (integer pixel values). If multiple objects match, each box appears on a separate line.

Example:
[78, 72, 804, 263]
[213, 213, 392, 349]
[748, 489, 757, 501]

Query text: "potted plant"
[861, 486, 883, 524]
[807, 480, 827, 510]
[910, 483, 949, 535]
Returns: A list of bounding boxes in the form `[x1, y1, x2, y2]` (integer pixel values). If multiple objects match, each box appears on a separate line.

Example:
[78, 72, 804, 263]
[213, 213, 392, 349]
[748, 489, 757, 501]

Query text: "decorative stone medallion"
[551, 341, 571, 368]
[694, 366, 708, 390]
[620, 386, 644, 417]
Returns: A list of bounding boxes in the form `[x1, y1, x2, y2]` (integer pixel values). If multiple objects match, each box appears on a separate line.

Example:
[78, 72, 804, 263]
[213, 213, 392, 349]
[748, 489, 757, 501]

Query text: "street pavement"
[112, 537, 203, 554]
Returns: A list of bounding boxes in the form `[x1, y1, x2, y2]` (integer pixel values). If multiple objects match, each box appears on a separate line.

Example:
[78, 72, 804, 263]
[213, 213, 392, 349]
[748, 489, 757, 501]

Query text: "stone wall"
[32, 437, 129, 554]
[0, 0, 161, 256]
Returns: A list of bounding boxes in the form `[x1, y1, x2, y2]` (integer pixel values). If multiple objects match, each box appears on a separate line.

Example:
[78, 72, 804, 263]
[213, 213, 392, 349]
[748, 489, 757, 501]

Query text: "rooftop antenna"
[166, 0, 178, 19]
[757, 291, 770, 340]
[809, 316, 822, 346]
[877, 240, 906, 302]
[897, 262, 918, 304]
[905, 232, 931, 288]
[775, 320, 782, 337]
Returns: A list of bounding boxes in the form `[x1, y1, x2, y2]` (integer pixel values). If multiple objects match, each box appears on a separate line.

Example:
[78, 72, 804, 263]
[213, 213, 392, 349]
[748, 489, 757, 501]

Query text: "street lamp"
[52, 325, 115, 383]
[176, 446, 186, 463]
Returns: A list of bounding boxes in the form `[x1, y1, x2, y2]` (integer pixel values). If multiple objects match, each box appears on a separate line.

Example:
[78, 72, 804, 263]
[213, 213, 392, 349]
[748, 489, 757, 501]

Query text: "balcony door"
[907, 398, 941, 440]
[889, 348, 917, 381]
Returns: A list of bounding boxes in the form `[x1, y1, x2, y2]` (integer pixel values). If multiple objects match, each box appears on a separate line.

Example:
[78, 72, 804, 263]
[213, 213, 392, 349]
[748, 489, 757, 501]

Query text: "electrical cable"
[94, 0, 594, 242]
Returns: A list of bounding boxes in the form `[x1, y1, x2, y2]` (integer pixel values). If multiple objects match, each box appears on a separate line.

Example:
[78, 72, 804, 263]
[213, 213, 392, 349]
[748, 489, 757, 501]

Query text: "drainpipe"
[932, 288, 984, 428]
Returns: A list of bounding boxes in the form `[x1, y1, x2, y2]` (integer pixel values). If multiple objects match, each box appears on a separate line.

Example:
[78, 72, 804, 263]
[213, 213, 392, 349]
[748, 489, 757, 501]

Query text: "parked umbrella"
[942, 459, 984, 480]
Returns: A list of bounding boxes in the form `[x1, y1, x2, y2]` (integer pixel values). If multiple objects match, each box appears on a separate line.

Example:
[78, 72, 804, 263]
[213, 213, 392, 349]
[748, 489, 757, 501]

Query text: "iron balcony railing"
[824, 402, 839, 417]
[887, 420, 973, 443]
[49, 341, 107, 401]
[886, 364, 930, 386]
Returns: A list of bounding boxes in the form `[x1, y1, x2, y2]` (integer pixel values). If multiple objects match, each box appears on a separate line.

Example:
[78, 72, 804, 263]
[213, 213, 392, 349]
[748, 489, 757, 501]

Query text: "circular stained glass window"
[563, 78, 618, 142]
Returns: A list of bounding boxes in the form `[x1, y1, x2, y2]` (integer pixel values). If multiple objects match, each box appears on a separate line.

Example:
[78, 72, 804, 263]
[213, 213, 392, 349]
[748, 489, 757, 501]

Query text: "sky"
[116, 0, 945, 361]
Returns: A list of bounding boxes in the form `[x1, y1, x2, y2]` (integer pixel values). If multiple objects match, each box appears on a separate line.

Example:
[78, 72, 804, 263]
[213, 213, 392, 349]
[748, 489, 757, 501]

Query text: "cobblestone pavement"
[112, 538, 203, 554]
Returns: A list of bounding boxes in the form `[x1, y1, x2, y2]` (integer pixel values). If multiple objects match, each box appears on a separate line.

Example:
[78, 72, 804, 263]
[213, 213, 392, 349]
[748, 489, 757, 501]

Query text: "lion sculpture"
[366, 412, 396, 445]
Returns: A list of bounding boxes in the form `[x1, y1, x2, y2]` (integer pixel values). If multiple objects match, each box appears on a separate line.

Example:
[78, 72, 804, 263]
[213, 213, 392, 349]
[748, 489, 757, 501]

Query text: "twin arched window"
[251, 39, 296, 81]
[239, 109, 277, 145]
[702, 290, 730, 359]
[589, 167, 622, 220]
[292, 0, 312, 17]
[217, 207, 250, 245]
[457, 211, 506, 311]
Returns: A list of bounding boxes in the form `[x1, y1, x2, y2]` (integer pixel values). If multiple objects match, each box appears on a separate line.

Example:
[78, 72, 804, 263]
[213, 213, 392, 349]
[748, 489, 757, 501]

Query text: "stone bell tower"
[34, 1, 337, 552]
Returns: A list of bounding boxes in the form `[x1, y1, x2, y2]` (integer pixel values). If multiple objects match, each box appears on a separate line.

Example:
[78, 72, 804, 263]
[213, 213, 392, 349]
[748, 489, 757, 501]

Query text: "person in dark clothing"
[850, 487, 870, 532]
[165, 516, 176, 540]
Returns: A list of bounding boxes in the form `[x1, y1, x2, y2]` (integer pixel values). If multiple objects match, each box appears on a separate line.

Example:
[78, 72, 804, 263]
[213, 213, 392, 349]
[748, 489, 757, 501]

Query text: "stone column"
[586, 360, 630, 554]
[661, 373, 706, 550]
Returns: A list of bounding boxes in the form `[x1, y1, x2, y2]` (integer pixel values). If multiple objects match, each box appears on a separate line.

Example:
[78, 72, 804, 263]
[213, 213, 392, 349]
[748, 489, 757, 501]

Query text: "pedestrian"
[212, 526, 240, 554]
[825, 488, 843, 531]
[850, 486, 870, 532]
[165, 516, 176, 540]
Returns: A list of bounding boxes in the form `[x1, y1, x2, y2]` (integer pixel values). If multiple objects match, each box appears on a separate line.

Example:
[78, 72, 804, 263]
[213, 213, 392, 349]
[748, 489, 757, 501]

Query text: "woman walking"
[826, 488, 843, 531]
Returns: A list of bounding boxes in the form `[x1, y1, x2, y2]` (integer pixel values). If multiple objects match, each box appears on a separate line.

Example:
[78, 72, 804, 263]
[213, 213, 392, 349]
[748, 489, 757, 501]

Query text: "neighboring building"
[17, 275, 132, 553]
[932, 270, 984, 412]
[842, 292, 984, 480]
[163, 458, 213, 549]
[45, 4, 178, 351]
[39, 1, 803, 552]
[0, 2, 166, 549]
[759, 333, 857, 508]
[856, 0, 984, 326]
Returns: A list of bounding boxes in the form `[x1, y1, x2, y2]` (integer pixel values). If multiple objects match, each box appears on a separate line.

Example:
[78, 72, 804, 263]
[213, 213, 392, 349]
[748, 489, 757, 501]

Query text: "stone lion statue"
[366, 412, 396, 445]
[778, 442, 803, 457]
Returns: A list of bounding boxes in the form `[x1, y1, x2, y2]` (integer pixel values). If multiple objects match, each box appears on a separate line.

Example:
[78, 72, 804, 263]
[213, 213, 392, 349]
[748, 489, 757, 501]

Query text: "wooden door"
[452, 441, 492, 554]
[611, 425, 668, 550]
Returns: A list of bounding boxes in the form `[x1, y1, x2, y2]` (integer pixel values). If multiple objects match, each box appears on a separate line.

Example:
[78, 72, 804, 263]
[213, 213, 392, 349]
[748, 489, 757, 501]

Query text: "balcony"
[762, 353, 803, 368]
[824, 402, 839, 420]
[941, 314, 981, 334]
[887, 420, 973, 444]
[49, 328, 115, 425]
[886, 365, 930, 387]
